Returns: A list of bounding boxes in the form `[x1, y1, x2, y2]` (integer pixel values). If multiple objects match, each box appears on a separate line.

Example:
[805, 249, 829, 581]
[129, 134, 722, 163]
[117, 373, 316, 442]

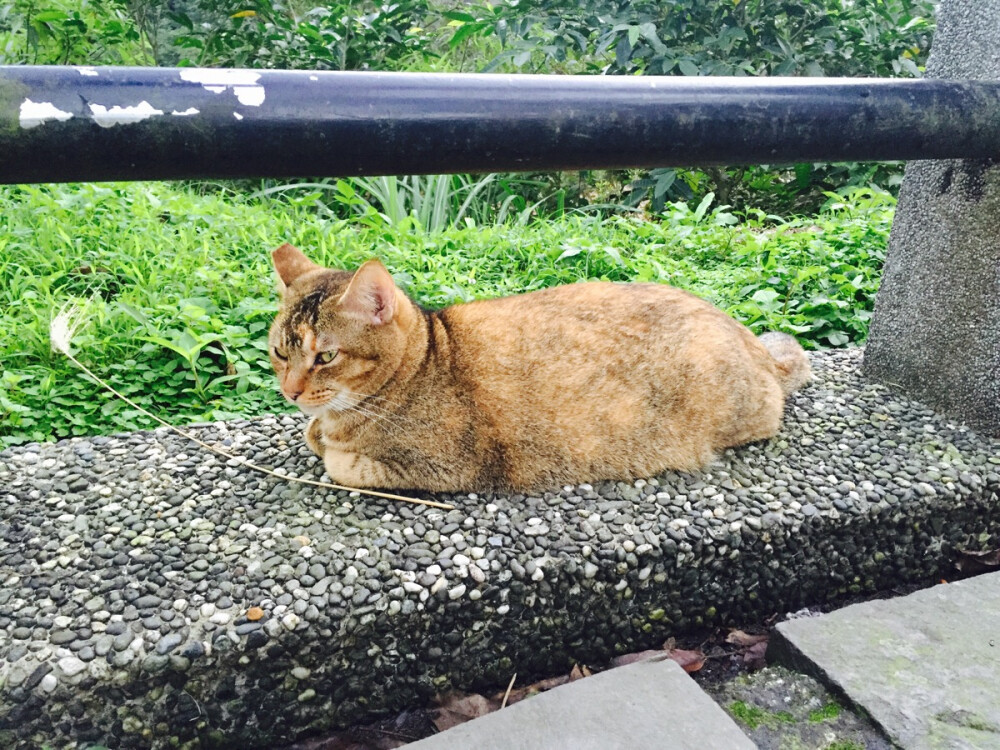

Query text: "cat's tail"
[758, 331, 811, 396]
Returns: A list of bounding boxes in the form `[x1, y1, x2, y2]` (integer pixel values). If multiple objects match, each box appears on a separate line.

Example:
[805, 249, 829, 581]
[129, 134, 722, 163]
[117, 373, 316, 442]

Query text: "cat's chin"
[294, 402, 329, 417]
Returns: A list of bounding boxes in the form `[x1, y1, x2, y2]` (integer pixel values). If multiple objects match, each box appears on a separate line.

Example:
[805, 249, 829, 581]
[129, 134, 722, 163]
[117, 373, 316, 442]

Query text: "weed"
[728, 700, 797, 730]
[809, 702, 843, 722]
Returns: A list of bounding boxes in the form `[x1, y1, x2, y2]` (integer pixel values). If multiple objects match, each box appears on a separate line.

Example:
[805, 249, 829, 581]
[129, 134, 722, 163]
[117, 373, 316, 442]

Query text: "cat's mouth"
[293, 391, 358, 416]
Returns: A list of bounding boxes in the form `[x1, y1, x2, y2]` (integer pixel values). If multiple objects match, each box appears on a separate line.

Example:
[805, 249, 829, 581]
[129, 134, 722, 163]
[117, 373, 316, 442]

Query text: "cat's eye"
[316, 350, 339, 365]
[272, 346, 288, 361]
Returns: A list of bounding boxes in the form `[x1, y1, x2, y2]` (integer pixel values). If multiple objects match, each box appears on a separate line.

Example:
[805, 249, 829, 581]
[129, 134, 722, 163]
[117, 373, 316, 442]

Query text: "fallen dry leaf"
[956, 548, 1000, 575]
[741, 639, 769, 671]
[496, 674, 570, 706]
[569, 663, 592, 681]
[666, 648, 706, 673]
[432, 692, 498, 733]
[726, 629, 768, 648]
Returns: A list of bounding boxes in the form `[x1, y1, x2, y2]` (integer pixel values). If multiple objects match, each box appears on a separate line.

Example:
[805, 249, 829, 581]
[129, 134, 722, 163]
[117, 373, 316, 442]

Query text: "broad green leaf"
[693, 192, 715, 223]
[678, 59, 700, 76]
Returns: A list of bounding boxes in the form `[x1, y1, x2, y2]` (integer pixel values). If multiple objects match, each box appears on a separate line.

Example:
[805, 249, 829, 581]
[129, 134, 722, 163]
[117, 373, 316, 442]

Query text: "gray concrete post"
[864, 0, 1000, 436]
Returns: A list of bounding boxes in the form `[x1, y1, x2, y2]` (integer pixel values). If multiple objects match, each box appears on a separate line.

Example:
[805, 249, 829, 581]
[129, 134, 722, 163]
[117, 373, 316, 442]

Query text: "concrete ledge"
[2, 348, 999, 749]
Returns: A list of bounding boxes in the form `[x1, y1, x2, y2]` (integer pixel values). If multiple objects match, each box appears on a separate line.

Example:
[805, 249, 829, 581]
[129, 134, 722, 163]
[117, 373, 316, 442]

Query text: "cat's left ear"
[339, 259, 397, 326]
[272, 243, 321, 294]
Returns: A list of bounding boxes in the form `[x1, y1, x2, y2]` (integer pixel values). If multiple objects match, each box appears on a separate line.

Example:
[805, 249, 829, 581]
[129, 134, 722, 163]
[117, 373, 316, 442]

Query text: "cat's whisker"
[335, 390, 424, 428]
[345, 403, 411, 436]
[301, 388, 413, 433]
[351, 402, 423, 429]
[319, 388, 417, 424]
[345, 399, 425, 432]
[340, 390, 399, 406]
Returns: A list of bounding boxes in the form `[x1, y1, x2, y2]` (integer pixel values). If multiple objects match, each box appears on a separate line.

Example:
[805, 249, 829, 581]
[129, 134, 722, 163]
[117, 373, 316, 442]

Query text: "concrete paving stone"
[406, 656, 755, 750]
[770, 571, 1000, 750]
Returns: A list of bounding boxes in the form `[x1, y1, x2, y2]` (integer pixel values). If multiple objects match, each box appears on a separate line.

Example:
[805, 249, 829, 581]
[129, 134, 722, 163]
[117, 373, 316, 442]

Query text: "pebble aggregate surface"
[1, 349, 999, 749]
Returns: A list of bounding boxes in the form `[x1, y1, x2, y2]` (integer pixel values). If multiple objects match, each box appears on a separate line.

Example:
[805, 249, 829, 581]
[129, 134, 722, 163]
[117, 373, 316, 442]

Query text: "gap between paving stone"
[1, 348, 999, 749]
[704, 665, 896, 750]
[770, 571, 1000, 750]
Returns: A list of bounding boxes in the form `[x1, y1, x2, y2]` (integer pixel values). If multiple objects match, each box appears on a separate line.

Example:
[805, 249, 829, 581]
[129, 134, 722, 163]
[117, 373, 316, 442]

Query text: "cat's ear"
[339, 259, 397, 326]
[272, 243, 321, 293]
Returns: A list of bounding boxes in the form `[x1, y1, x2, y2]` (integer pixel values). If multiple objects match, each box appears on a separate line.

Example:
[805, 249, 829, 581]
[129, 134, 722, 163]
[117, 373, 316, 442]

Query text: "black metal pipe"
[2, 66, 1000, 184]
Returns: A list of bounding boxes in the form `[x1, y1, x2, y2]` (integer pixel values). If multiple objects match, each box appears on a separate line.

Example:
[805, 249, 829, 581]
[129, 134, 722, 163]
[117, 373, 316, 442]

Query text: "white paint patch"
[179, 68, 262, 87]
[76, 66, 99, 77]
[88, 101, 164, 127]
[233, 112, 244, 120]
[171, 107, 200, 116]
[179, 68, 266, 106]
[233, 86, 265, 106]
[309, 75, 318, 81]
[19, 99, 73, 129]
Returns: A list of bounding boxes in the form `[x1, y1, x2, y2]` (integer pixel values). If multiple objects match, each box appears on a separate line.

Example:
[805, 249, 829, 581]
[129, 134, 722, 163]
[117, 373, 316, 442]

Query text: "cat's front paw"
[304, 417, 325, 456]
[322, 448, 393, 489]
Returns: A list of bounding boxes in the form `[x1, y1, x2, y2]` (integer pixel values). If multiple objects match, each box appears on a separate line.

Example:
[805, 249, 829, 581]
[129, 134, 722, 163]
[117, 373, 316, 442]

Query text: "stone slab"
[771, 572, 1000, 749]
[407, 657, 755, 750]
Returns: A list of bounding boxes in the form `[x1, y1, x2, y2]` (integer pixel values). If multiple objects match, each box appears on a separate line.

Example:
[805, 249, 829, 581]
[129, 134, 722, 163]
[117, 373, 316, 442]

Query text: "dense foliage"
[0, 1, 936, 443]
[0, 182, 893, 446]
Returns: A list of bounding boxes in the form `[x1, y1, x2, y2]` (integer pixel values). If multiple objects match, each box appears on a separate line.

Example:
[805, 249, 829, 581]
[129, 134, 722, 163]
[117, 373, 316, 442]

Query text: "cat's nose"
[287, 389, 303, 401]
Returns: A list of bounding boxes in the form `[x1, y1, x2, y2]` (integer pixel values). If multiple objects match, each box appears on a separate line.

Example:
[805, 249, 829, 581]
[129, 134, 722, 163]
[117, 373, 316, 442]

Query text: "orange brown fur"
[268, 244, 810, 493]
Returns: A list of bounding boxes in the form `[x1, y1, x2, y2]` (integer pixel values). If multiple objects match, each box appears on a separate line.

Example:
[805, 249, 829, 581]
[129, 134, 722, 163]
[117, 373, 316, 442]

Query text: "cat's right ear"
[272, 243, 321, 294]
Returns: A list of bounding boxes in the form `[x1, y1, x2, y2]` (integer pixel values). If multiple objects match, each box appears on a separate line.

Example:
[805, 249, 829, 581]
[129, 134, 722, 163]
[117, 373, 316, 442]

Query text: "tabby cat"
[268, 244, 810, 493]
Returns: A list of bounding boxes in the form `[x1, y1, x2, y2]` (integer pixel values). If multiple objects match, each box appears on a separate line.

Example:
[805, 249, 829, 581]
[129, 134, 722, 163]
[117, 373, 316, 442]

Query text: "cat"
[268, 243, 810, 494]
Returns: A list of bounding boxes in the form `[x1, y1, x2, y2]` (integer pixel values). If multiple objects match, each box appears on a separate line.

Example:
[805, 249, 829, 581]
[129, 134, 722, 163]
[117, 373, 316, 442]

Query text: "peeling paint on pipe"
[179, 68, 266, 107]
[87, 101, 164, 128]
[18, 99, 73, 129]
[1, 66, 1000, 183]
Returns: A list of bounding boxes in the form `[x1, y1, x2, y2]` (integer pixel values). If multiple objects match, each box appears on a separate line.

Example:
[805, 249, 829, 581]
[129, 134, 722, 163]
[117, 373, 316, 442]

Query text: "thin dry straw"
[500, 672, 517, 709]
[50, 303, 454, 511]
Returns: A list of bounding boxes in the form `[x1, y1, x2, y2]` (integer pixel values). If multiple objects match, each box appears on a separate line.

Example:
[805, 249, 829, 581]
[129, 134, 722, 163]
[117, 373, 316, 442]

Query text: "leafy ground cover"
[0, 0, 927, 447]
[0, 181, 893, 447]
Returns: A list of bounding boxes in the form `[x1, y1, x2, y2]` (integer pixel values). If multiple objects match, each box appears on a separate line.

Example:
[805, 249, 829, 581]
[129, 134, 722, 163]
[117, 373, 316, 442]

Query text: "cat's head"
[268, 244, 411, 415]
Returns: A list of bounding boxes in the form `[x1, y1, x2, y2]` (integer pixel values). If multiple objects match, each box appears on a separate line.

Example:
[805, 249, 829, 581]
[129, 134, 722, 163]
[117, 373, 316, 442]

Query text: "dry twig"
[500, 673, 517, 710]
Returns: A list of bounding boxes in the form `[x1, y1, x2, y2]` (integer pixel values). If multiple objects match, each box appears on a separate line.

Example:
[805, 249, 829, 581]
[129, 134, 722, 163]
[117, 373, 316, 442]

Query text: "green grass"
[0, 182, 894, 448]
[809, 701, 843, 722]
[728, 699, 798, 730]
